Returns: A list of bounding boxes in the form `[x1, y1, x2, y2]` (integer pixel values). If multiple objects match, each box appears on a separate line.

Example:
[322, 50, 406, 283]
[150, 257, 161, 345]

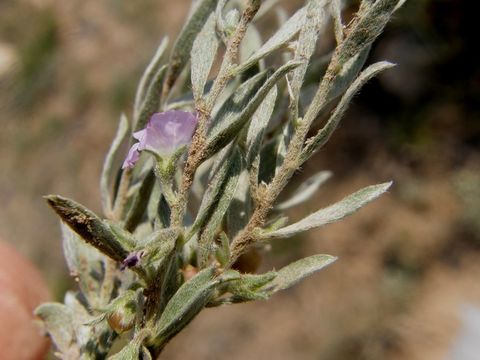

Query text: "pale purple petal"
[146, 111, 198, 155]
[122, 143, 140, 169]
[133, 129, 147, 150]
[122, 110, 198, 169]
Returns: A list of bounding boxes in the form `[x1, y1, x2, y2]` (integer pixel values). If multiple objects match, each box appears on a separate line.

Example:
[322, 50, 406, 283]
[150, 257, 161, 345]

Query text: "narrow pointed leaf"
[150, 267, 216, 346]
[246, 85, 277, 166]
[45, 195, 129, 262]
[61, 223, 104, 305]
[302, 61, 394, 161]
[326, 45, 370, 103]
[263, 182, 392, 239]
[163, 0, 219, 96]
[35, 303, 77, 356]
[124, 170, 156, 232]
[135, 64, 167, 131]
[263, 254, 337, 293]
[275, 170, 332, 210]
[191, 13, 219, 101]
[225, 271, 276, 302]
[206, 61, 301, 158]
[198, 149, 242, 267]
[235, 6, 307, 73]
[336, 0, 401, 66]
[329, 0, 344, 44]
[240, 25, 263, 65]
[225, 168, 252, 238]
[289, 0, 328, 119]
[188, 146, 234, 240]
[101, 114, 129, 215]
[134, 37, 169, 116]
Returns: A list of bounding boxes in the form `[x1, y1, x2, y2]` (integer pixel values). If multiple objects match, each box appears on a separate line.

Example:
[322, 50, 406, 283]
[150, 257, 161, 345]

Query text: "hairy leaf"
[135, 64, 167, 131]
[198, 149, 242, 267]
[263, 254, 337, 293]
[275, 170, 332, 211]
[262, 182, 392, 239]
[45, 195, 128, 262]
[302, 61, 395, 161]
[163, 0, 219, 97]
[134, 37, 169, 117]
[101, 114, 129, 215]
[246, 85, 277, 167]
[191, 13, 219, 101]
[235, 6, 307, 74]
[206, 61, 301, 158]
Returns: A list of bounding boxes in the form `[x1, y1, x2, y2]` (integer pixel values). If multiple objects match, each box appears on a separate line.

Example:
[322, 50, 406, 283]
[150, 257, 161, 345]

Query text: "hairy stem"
[171, 0, 261, 228]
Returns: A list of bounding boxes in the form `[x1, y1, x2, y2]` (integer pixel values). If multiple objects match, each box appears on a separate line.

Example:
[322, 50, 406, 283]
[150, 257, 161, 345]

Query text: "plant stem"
[170, 0, 261, 229]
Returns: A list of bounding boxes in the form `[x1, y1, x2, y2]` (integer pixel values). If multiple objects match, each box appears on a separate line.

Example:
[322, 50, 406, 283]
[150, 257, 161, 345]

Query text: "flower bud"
[106, 290, 137, 334]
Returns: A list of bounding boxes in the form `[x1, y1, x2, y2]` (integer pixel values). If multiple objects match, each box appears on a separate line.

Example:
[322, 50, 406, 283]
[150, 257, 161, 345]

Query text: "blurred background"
[1, 0, 479, 359]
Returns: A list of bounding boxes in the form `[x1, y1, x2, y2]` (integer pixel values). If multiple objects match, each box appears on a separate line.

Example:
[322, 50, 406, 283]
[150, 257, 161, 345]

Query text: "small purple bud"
[122, 110, 198, 169]
[120, 251, 144, 271]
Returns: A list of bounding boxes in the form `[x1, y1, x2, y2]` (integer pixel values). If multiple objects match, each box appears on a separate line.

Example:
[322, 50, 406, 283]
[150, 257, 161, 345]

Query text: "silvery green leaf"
[158, 252, 181, 313]
[254, 0, 281, 20]
[262, 182, 392, 239]
[205, 71, 269, 158]
[158, 195, 171, 228]
[206, 61, 301, 158]
[101, 114, 129, 215]
[137, 227, 178, 263]
[61, 223, 104, 306]
[198, 149, 242, 267]
[188, 146, 233, 240]
[329, 0, 344, 44]
[225, 168, 252, 238]
[289, 0, 328, 119]
[240, 25, 263, 65]
[275, 120, 293, 175]
[302, 62, 395, 161]
[274, 7, 293, 65]
[150, 267, 217, 346]
[64, 292, 116, 358]
[395, 0, 407, 11]
[124, 170, 156, 232]
[215, 232, 230, 266]
[191, 156, 214, 203]
[108, 342, 141, 360]
[35, 303, 78, 357]
[246, 85, 277, 167]
[326, 45, 370, 103]
[107, 221, 136, 250]
[215, 0, 228, 37]
[234, 6, 307, 74]
[163, 0, 219, 97]
[134, 64, 167, 131]
[147, 180, 161, 222]
[275, 170, 332, 211]
[262, 254, 337, 293]
[141, 347, 153, 360]
[133, 37, 169, 117]
[336, 0, 401, 66]
[227, 271, 276, 301]
[191, 13, 219, 101]
[45, 195, 129, 262]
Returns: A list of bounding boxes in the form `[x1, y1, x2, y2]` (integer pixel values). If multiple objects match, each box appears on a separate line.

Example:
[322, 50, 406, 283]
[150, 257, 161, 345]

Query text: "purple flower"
[122, 111, 198, 169]
[120, 251, 145, 271]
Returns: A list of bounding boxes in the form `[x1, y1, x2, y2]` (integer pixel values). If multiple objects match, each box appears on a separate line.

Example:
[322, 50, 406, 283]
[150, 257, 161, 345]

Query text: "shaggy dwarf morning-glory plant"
[36, 0, 405, 358]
